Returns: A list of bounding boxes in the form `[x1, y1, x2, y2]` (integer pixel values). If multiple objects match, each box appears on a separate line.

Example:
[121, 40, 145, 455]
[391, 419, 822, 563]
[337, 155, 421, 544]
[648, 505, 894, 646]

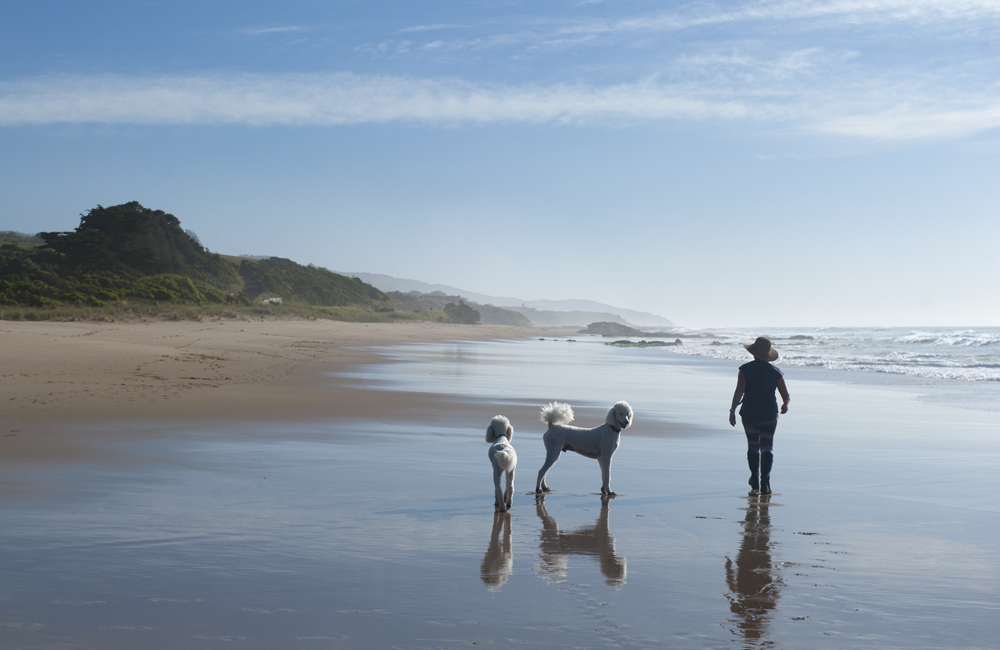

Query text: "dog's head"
[606, 401, 633, 431]
[486, 415, 514, 443]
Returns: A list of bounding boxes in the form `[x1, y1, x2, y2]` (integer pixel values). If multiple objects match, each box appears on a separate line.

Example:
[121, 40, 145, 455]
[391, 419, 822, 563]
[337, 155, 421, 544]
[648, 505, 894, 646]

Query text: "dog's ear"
[605, 406, 618, 427]
[506, 424, 514, 442]
[486, 422, 496, 443]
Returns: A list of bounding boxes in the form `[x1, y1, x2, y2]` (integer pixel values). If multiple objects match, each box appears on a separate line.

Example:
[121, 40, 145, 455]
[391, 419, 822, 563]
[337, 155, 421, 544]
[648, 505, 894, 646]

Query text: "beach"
[0, 319, 569, 467]
[2, 320, 998, 649]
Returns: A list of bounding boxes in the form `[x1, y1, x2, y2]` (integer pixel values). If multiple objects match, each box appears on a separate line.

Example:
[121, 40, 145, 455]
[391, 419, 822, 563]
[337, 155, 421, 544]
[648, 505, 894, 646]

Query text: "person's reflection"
[481, 511, 513, 590]
[535, 496, 626, 586]
[725, 494, 781, 645]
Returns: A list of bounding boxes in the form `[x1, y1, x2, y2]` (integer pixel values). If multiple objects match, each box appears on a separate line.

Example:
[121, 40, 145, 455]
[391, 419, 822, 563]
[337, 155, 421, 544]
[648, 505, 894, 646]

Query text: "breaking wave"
[637, 327, 1000, 382]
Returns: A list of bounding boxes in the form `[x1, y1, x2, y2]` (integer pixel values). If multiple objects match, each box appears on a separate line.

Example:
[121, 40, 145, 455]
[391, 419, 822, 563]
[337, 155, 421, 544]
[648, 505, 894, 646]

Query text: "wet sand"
[2, 322, 999, 649]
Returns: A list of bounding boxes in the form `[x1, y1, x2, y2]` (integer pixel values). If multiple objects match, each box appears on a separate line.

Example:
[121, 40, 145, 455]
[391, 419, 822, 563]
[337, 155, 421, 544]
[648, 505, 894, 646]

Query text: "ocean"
[665, 326, 1000, 383]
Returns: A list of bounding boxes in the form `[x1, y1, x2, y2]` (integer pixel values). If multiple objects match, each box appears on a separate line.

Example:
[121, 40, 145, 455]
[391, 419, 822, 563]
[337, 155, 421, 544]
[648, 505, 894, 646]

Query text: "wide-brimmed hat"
[744, 336, 778, 361]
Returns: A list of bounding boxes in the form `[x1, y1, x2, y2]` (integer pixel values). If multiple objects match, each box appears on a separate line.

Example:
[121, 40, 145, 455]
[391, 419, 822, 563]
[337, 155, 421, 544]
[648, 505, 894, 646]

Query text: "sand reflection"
[481, 511, 514, 590]
[535, 496, 626, 586]
[725, 494, 782, 646]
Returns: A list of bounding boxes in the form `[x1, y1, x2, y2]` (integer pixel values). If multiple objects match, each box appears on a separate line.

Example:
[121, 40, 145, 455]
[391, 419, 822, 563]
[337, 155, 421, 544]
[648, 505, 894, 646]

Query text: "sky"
[1, 0, 999, 328]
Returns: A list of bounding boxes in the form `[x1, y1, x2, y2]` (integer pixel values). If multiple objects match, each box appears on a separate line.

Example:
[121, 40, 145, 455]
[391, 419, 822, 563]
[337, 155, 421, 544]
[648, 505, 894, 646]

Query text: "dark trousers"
[742, 419, 777, 493]
[741, 418, 777, 452]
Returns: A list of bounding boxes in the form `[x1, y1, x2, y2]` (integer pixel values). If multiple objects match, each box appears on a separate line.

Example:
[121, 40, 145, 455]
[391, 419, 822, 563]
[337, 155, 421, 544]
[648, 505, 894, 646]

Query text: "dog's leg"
[504, 468, 515, 510]
[599, 455, 616, 496]
[494, 463, 507, 511]
[535, 444, 560, 493]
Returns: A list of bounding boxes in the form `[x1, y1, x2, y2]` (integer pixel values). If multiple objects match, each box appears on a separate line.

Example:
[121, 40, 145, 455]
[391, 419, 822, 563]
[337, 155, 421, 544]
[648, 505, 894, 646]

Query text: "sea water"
[665, 326, 1000, 383]
[1, 333, 998, 649]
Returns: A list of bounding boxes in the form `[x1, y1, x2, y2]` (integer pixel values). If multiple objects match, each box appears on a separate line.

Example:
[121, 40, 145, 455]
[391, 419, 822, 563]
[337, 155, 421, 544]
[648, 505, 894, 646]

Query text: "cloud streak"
[242, 26, 305, 36]
[0, 73, 751, 126]
[555, 0, 1000, 37]
[1, 71, 999, 142]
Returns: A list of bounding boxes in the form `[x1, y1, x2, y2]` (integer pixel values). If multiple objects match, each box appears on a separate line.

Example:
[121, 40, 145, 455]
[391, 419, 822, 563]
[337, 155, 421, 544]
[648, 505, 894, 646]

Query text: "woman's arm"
[777, 376, 790, 414]
[729, 370, 745, 426]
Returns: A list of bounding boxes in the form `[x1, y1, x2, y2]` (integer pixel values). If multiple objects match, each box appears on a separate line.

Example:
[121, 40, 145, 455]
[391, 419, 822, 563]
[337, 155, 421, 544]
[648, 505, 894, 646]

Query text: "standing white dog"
[535, 401, 633, 496]
[486, 415, 518, 511]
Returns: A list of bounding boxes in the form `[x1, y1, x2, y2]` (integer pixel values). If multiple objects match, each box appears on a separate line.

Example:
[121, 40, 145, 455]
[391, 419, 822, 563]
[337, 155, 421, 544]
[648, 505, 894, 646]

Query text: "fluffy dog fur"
[535, 401, 633, 496]
[486, 415, 518, 511]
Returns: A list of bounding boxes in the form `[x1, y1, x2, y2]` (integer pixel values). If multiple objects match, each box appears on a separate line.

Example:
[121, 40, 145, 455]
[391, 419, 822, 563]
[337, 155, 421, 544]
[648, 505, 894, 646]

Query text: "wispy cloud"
[1, 71, 998, 142]
[555, 0, 1000, 37]
[814, 106, 1000, 140]
[242, 26, 306, 36]
[3, 1, 998, 141]
[396, 24, 462, 34]
[0, 73, 751, 127]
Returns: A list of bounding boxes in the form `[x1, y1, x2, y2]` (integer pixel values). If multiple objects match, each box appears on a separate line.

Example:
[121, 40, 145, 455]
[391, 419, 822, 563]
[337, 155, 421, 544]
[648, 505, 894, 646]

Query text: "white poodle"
[535, 401, 633, 496]
[486, 415, 518, 511]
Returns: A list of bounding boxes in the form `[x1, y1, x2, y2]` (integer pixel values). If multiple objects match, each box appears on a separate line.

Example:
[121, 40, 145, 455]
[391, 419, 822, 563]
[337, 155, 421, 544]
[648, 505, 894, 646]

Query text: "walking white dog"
[486, 415, 518, 511]
[535, 401, 633, 496]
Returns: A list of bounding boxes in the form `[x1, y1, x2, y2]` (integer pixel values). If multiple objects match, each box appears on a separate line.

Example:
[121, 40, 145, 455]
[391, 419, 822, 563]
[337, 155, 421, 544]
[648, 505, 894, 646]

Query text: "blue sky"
[2, 0, 999, 327]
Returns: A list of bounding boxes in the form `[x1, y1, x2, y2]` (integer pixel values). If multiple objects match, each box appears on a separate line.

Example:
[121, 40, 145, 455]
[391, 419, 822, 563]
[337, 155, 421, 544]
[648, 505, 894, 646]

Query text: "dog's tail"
[494, 447, 517, 472]
[486, 415, 513, 443]
[540, 402, 574, 426]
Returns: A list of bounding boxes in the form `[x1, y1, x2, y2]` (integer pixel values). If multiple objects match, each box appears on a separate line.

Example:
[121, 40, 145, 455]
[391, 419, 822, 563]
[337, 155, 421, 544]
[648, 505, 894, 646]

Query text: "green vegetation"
[0, 232, 44, 247]
[388, 290, 531, 326]
[1, 202, 562, 325]
[0, 202, 465, 323]
[238, 257, 388, 307]
[1, 203, 247, 311]
[443, 300, 480, 324]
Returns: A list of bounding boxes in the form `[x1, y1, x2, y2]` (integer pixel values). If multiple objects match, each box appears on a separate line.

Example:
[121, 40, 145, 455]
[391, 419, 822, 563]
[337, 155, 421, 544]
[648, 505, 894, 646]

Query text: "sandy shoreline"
[2, 319, 998, 649]
[1, 318, 571, 463]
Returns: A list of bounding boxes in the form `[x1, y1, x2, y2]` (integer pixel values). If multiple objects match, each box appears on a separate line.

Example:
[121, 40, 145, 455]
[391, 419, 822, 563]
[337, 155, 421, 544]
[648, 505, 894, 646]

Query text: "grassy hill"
[0, 202, 439, 322]
[388, 291, 530, 326]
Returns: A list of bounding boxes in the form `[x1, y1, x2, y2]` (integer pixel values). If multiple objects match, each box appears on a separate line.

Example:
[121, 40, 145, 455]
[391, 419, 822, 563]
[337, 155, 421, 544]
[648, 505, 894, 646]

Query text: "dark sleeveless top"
[738, 360, 783, 421]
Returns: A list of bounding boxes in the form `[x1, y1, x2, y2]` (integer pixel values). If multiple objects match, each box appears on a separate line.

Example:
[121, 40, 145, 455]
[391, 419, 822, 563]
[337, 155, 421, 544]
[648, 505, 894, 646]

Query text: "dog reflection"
[481, 512, 514, 590]
[725, 494, 781, 645]
[535, 497, 626, 586]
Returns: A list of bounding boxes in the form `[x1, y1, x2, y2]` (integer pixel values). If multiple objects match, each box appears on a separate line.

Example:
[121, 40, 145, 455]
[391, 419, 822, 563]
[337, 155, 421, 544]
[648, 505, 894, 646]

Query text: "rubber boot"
[746, 450, 760, 493]
[759, 451, 773, 495]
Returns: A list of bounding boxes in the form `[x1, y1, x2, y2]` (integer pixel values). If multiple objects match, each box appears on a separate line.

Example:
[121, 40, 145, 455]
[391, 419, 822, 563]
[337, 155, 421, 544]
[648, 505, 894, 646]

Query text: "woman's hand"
[729, 410, 736, 426]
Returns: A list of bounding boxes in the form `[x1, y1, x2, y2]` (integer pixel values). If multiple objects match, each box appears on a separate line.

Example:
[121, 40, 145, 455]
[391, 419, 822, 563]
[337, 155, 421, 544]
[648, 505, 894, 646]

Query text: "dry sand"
[0, 318, 569, 463]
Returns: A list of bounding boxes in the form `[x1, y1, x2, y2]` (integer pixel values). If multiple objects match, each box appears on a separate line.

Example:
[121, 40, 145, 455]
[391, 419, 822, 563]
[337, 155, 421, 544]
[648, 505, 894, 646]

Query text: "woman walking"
[729, 337, 790, 494]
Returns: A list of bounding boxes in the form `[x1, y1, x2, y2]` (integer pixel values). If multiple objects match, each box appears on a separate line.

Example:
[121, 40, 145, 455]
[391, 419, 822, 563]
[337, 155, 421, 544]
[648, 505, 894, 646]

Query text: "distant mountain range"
[340, 272, 674, 328]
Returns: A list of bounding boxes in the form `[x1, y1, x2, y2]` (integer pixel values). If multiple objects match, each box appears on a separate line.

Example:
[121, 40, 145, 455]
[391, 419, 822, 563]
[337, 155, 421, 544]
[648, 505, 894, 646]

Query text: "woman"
[729, 337, 790, 495]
